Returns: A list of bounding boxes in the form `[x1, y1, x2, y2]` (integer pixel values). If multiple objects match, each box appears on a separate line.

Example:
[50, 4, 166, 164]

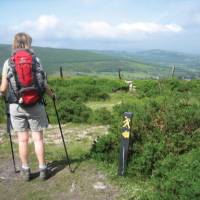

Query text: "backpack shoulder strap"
[8, 54, 21, 92]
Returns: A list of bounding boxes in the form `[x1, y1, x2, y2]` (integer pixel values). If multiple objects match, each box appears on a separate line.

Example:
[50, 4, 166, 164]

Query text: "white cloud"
[165, 24, 182, 32]
[36, 15, 59, 31]
[118, 22, 182, 33]
[1, 15, 183, 44]
[77, 21, 116, 39]
[73, 21, 182, 41]
[10, 15, 60, 35]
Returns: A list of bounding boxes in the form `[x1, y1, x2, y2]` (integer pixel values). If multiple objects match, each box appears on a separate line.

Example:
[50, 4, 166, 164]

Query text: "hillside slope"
[0, 44, 199, 78]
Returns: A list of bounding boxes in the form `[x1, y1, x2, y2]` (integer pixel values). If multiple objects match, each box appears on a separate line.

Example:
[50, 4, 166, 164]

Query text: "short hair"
[12, 32, 32, 50]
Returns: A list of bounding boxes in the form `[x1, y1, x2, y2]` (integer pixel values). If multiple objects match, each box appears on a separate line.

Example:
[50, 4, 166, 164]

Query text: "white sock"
[22, 165, 30, 170]
[39, 164, 47, 170]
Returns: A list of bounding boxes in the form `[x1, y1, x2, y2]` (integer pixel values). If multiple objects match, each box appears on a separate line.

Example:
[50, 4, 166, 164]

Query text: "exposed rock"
[93, 181, 107, 190]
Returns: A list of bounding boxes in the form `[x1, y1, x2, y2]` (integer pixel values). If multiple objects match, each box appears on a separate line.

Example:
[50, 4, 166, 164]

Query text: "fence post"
[171, 65, 175, 78]
[118, 112, 133, 176]
[45, 72, 48, 82]
[60, 66, 63, 79]
[118, 68, 122, 80]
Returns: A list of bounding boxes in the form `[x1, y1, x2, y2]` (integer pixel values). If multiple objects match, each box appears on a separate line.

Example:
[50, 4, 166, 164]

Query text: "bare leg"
[32, 131, 45, 166]
[17, 131, 29, 167]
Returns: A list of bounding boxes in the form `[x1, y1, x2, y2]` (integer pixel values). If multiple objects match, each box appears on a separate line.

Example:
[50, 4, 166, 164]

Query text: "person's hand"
[49, 88, 56, 101]
[0, 91, 4, 98]
[52, 93, 56, 101]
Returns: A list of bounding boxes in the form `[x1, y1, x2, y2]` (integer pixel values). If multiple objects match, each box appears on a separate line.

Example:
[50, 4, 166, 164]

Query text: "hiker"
[0, 32, 55, 181]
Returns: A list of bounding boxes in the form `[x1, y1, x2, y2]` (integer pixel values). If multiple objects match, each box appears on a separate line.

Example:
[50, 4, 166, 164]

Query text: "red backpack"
[8, 49, 45, 106]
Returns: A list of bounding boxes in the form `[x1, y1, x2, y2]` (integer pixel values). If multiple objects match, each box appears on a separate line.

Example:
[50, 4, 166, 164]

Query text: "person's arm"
[0, 74, 8, 94]
[0, 60, 9, 95]
[45, 83, 55, 99]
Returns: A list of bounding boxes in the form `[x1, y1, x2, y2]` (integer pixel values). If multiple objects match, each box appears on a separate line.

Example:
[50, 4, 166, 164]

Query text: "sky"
[0, 0, 200, 53]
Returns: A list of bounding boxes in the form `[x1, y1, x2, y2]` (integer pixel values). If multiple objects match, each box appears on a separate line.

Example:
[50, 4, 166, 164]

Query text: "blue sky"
[0, 0, 200, 53]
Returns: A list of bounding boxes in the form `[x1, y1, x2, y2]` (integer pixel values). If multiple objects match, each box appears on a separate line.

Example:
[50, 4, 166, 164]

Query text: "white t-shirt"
[2, 59, 9, 77]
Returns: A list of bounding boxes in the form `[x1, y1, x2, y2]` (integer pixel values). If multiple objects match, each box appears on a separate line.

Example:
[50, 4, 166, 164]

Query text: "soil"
[0, 158, 121, 200]
[0, 124, 122, 200]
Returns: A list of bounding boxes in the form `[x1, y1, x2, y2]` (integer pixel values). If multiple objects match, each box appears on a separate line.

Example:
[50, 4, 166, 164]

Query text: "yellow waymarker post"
[118, 112, 133, 176]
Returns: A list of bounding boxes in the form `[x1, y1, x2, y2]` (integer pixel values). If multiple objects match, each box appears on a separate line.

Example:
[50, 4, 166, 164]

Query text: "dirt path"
[0, 159, 121, 200]
[0, 124, 123, 200]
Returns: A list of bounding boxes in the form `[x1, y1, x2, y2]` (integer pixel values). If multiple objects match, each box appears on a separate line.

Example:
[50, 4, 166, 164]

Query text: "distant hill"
[0, 44, 120, 73]
[103, 49, 200, 68]
[132, 49, 200, 68]
[0, 44, 199, 79]
[96, 49, 200, 78]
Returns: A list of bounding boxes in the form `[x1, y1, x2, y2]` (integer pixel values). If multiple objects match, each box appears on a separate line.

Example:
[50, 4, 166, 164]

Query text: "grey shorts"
[10, 103, 48, 132]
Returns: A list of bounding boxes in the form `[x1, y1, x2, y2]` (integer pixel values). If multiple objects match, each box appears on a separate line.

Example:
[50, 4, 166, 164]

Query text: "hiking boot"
[39, 167, 48, 180]
[21, 168, 31, 181]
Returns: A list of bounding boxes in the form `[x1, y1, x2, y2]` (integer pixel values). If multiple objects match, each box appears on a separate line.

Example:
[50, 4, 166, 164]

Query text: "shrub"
[56, 100, 92, 123]
[90, 79, 200, 199]
[43, 77, 122, 124]
[149, 147, 200, 200]
[91, 132, 119, 162]
[91, 108, 112, 125]
[134, 80, 161, 98]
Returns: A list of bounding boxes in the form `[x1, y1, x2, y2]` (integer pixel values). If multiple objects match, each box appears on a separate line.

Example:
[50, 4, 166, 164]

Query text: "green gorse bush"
[90, 78, 200, 199]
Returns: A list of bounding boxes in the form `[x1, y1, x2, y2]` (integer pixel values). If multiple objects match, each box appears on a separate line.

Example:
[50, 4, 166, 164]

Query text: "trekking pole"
[4, 97, 17, 173]
[52, 98, 72, 171]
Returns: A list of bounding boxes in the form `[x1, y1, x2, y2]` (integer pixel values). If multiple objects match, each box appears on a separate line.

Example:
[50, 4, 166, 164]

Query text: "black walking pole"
[52, 98, 72, 172]
[4, 97, 17, 173]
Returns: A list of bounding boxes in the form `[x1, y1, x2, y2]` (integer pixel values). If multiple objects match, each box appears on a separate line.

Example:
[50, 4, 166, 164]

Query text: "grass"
[85, 98, 121, 111]
[94, 161, 153, 200]
[85, 91, 136, 111]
